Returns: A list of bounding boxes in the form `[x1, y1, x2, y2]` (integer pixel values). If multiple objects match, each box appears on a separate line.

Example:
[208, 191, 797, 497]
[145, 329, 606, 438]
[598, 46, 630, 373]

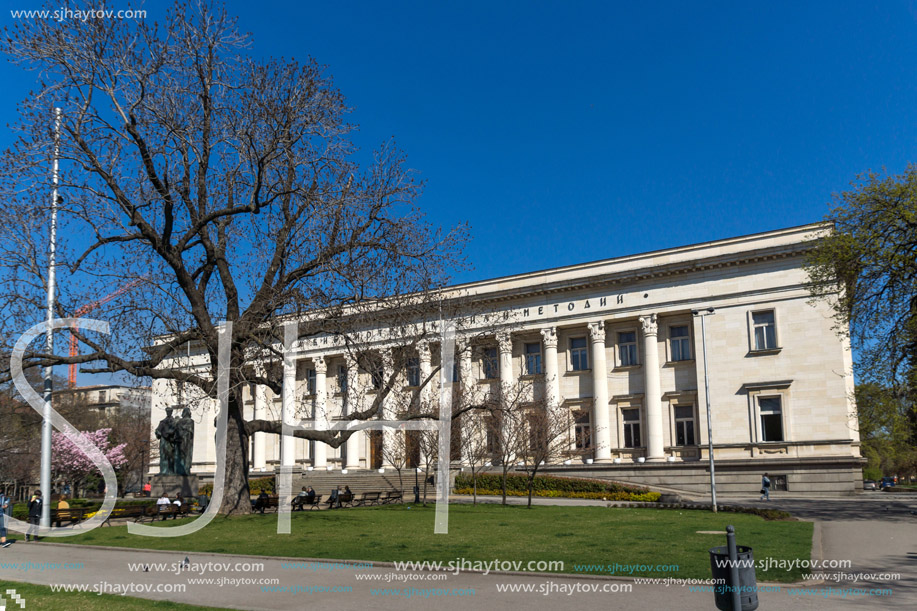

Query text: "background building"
[150, 223, 863, 495]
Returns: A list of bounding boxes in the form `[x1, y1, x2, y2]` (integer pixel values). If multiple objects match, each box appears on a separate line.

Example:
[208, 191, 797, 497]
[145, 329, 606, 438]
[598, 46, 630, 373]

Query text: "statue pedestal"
[151, 474, 199, 498]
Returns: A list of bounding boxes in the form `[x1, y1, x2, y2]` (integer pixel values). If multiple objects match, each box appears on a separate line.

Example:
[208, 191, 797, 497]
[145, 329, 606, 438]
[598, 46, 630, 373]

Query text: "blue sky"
[2, 0, 916, 285]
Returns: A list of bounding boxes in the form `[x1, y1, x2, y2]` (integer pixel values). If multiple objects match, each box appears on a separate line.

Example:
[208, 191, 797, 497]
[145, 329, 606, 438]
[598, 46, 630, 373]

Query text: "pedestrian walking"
[760, 473, 771, 501]
[26, 490, 42, 541]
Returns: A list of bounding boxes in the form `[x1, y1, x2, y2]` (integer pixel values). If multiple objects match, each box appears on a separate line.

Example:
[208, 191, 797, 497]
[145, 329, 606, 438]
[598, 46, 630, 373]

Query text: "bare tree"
[456, 406, 490, 505]
[513, 399, 572, 508]
[484, 380, 530, 506]
[0, 1, 466, 514]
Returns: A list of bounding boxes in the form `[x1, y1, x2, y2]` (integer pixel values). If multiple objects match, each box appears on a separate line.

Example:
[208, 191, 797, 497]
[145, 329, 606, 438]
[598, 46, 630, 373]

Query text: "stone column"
[281, 354, 297, 468]
[344, 354, 361, 469]
[380, 347, 394, 467]
[457, 339, 476, 465]
[312, 356, 328, 468]
[497, 331, 515, 460]
[640, 314, 665, 461]
[253, 382, 267, 471]
[541, 327, 560, 409]
[588, 322, 612, 461]
[418, 341, 432, 406]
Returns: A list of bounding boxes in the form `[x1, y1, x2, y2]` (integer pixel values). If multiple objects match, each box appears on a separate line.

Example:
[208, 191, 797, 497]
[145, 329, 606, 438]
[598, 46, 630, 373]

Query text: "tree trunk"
[501, 469, 508, 506]
[218, 394, 252, 515]
[472, 468, 477, 505]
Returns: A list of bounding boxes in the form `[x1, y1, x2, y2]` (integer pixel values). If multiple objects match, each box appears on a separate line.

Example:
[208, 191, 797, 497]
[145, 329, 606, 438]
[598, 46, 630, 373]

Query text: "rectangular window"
[759, 396, 784, 442]
[618, 331, 638, 367]
[524, 342, 543, 375]
[574, 410, 591, 449]
[306, 369, 316, 396]
[406, 357, 420, 387]
[98, 390, 107, 403]
[371, 362, 384, 390]
[752, 310, 777, 351]
[337, 365, 347, 393]
[674, 404, 696, 446]
[482, 347, 499, 380]
[622, 408, 642, 448]
[570, 337, 589, 371]
[670, 325, 691, 362]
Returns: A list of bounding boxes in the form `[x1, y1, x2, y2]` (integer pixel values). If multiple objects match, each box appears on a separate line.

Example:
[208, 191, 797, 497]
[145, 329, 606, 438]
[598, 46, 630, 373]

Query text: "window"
[570, 337, 589, 371]
[370, 361, 384, 390]
[306, 369, 316, 396]
[482, 347, 499, 380]
[406, 357, 420, 387]
[574, 410, 591, 449]
[622, 408, 641, 448]
[337, 365, 347, 393]
[674, 404, 696, 446]
[758, 396, 784, 442]
[752, 310, 777, 351]
[670, 325, 691, 362]
[524, 342, 542, 375]
[98, 390, 107, 403]
[618, 331, 638, 367]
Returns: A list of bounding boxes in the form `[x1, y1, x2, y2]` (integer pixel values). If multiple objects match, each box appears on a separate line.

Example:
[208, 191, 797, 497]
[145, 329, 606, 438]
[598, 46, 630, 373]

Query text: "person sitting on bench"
[254, 490, 270, 514]
[293, 487, 309, 511]
[326, 487, 341, 509]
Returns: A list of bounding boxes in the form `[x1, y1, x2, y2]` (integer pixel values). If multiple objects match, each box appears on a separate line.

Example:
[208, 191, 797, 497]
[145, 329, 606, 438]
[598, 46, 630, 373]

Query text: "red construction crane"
[68, 278, 145, 388]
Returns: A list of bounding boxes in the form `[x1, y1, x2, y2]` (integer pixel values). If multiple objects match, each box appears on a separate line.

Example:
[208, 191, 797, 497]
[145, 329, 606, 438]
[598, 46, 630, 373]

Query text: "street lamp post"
[692, 308, 717, 513]
[40, 107, 63, 528]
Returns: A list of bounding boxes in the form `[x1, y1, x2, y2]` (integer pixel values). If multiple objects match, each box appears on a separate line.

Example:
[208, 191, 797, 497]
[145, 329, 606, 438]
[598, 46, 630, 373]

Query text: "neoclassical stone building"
[150, 223, 864, 495]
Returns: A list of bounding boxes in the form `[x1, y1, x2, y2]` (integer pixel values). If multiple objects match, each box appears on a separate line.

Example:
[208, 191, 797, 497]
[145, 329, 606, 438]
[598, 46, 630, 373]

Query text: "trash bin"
[709, 544, 759, 611]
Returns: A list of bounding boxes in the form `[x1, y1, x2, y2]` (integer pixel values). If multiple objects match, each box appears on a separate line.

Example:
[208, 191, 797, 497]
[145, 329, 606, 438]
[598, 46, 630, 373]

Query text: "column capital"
[417, 340, 431, 363]
[540, 327, 558, 349]
[639, 314, 658, 337]
[587, 321, 605, 343]
[496, 331, 513, 355]
[313, 355, 327, 375]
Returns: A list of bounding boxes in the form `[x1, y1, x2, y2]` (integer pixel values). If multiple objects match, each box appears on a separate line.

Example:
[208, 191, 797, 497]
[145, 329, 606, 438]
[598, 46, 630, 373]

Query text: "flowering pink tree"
[52, 428, 127, 497]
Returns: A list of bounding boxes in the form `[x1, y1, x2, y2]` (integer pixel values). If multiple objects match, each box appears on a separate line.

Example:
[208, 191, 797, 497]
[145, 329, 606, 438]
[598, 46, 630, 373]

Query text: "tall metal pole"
[41, 107, 63, 527]
[696, 309, 717, 513]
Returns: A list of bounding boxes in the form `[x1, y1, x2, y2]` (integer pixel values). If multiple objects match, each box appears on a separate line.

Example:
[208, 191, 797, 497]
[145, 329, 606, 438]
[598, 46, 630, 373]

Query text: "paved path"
[0, 494, 913, 610]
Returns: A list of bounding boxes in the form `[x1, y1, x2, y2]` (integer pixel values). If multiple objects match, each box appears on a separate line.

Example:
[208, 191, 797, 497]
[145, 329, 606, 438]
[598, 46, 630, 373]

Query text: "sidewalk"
[0, 540, 890, 610]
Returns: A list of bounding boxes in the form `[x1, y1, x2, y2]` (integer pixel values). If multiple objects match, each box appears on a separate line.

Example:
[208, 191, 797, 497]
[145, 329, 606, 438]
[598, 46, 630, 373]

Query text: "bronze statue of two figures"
[155, 407, 195, 476]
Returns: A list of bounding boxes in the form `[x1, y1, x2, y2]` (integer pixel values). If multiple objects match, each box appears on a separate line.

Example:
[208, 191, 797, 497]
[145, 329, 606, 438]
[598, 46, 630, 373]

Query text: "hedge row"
[454, 487, 661, 502]
[198, 475, 275, 497]
[456, 473, 653, 496]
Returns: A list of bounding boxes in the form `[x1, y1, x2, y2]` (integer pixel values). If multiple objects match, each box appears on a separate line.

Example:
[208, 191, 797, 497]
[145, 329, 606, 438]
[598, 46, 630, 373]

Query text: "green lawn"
[47, 504, 813, 582]
[0, 581, 231, 610]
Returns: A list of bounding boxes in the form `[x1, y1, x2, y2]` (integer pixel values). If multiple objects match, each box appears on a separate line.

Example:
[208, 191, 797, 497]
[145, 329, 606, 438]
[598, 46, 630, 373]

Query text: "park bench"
[353, 491, 382, 506]
[100, 504, 150, 526]
[146, 503, 191, 521]
[381, 491, 403, 504]
[252, 496, 279, 513]
[291, 495, 321, 511]
[337, 492, 355, 508]
[51, 507, 89, 527]
[303, 494, 323, 510]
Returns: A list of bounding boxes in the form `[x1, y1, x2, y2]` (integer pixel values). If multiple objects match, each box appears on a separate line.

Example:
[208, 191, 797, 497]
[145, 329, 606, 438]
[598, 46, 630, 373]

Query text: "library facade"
[150, 223, 864, 496]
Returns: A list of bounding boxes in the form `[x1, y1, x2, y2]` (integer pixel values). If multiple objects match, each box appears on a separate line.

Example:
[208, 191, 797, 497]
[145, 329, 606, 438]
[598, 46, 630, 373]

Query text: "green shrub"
[455, 473, 653, 496]
[863, 467, 882, 481]
[453, 487, 661, 502]
[199, 475, 275, 497]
